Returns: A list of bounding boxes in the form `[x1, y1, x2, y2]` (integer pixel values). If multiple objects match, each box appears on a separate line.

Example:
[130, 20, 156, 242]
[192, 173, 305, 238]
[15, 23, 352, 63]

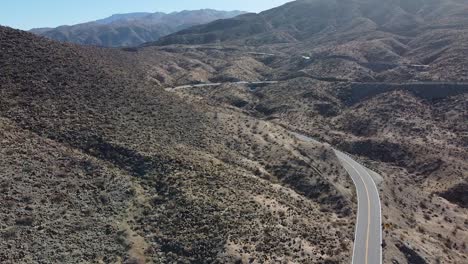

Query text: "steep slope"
[0, 117, 135, 263]
[30, 9, 246, 47]
[171, 78, 468, 264]
[155, 0, 468, 82]
[128, 0, 468, 262]
[0, 26, 355, 263]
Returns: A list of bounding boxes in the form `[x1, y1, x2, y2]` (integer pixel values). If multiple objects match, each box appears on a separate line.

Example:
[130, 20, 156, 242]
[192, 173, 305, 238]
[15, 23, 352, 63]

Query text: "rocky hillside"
[84, 30, 468, 261]
[29, 9, 246, 47]
[2, 0, 468, 263]
[169, 77, 468, 264]
[155, 0, 468, 82]
[0, 26, 355, 263]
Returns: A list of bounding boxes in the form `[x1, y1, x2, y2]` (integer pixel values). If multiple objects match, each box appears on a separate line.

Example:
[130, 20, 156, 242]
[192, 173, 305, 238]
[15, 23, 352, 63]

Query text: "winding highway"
[164, 81, 278, 92]
[167, 80, 384, 263]
[334, 150, 382, 264]
[292, 133, 382, 264]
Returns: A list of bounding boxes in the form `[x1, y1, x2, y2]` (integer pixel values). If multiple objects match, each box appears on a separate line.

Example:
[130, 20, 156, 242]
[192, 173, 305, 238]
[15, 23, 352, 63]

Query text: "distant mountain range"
[153, 0, 468, 82]
[30, 9, 246, 47]
[156, 0, 468, 46]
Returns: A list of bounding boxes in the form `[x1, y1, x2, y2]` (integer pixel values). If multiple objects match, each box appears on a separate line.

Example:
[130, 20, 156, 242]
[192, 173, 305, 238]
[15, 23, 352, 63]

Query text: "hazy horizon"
[0, 0, 293, 30]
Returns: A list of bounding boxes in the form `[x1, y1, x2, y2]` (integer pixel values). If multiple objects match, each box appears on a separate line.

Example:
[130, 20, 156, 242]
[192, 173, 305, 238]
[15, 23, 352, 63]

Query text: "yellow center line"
[362, 171, 371, 264]
[339, 154, 371, 264]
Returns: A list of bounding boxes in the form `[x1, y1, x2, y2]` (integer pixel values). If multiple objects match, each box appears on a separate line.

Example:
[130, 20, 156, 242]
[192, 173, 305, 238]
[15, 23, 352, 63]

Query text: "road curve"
[166, 81, 384, 263]
[334, 150, 382, 264]
[292, 133, 382, 264]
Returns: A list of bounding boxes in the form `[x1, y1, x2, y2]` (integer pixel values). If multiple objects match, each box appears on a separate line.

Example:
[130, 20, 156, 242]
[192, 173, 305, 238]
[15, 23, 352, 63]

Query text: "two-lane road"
[334, 150, 382, 264]
[292, 133, 382, 264]
[168, 81, 385, 263]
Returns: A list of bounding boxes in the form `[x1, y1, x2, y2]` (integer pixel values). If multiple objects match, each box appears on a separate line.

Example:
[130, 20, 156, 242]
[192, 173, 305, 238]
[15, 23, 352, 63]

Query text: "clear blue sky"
[0, 0, 294, 30]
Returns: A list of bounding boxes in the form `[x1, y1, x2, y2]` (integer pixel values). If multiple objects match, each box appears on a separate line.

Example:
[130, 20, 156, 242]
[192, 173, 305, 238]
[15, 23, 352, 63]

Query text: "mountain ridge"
[156, 0, 468, 45]
[152, 0, 468, 82]
[29, 9, 247, 47]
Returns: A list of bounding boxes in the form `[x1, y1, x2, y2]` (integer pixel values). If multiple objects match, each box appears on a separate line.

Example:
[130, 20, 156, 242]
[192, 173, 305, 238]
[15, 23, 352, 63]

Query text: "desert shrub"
[1, 227, 17, 239]
[417, 226, 425, 234]
[15, 216, 34, 226]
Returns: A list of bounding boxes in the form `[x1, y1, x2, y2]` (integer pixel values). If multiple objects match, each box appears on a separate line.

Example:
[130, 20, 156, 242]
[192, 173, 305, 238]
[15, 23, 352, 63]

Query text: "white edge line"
[292, 134, 382, 264]
[362, 165, 383, 264]
[334, 150, 361, 264]
[342, 151, 383, 264]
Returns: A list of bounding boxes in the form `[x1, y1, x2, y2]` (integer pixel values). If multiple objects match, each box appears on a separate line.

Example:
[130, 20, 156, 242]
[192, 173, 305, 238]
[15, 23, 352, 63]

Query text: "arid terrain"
[0, 26, 355, 263]
[170, 78, 467, 264]
[1, 0, 467, 263]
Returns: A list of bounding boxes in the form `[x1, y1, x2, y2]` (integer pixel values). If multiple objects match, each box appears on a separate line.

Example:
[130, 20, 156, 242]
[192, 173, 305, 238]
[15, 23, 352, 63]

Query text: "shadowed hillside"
[2, 0, 468, 263]
[170, 77, 467, 263]
[0, 26, 355, 263]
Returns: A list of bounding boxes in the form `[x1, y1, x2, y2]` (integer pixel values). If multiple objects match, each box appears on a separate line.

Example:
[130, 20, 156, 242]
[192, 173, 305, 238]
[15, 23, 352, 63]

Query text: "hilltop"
[29, 9, 246, 47]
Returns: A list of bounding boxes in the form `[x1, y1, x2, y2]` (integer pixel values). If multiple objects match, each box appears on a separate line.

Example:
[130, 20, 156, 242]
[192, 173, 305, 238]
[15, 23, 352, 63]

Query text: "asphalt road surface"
[291, 132, 382, 264]
[164, 81, 278, 91]
[334, 150, 382, 264]
[166, 83, 385, 263]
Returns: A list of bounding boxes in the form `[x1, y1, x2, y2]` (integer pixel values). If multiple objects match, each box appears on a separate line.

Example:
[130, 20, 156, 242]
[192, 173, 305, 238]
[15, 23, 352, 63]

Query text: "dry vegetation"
[156, 0, 468, 83]
[0, 117, 134, 263]
[2, 1, 468, 263]
[175, 77, 467, 263]
[0, 26, 355, 263]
